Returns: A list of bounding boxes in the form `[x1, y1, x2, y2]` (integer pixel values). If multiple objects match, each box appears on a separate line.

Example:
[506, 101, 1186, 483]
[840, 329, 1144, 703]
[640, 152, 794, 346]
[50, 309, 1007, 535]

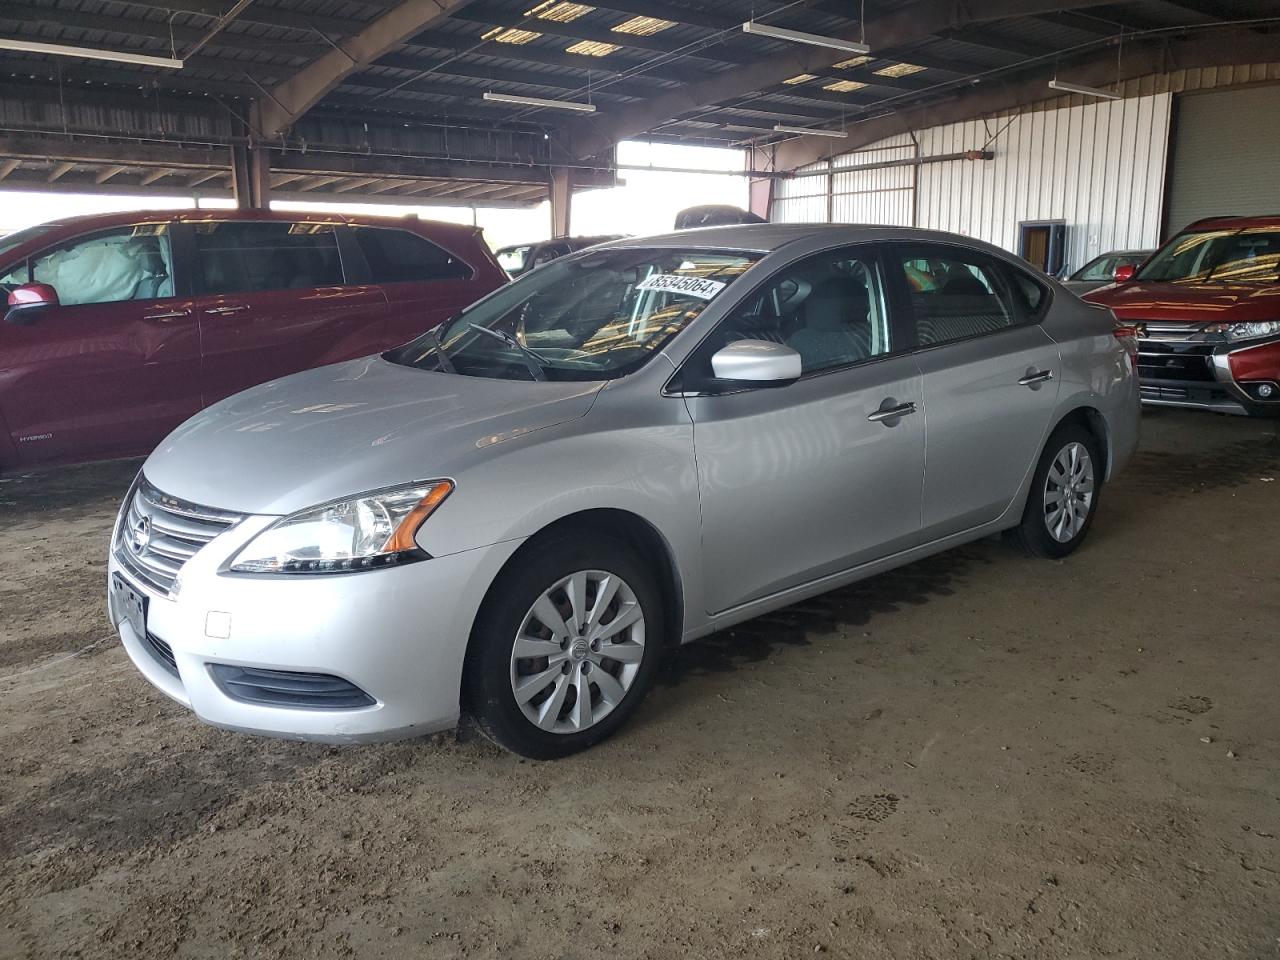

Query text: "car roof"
[602, 222, 1013, 254]
[4, 207, 481, 239]
[1183, 215, 1280, 231]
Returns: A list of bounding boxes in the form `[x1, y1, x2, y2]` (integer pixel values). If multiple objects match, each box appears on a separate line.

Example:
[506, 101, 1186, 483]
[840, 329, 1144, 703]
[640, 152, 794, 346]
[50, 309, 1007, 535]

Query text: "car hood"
[1084, 280, 1280, 322]
[143, 356, 603, 515]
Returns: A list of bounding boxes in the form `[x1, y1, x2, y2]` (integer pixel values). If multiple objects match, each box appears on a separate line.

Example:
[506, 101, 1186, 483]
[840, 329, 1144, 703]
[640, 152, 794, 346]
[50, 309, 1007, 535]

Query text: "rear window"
[192, 221, 344, 295]
[353, 227, 473, 283]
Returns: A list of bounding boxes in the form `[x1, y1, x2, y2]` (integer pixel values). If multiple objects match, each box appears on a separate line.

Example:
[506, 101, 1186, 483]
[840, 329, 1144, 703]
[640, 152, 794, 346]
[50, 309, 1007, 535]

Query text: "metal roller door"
[1166, 85, 1280, 234]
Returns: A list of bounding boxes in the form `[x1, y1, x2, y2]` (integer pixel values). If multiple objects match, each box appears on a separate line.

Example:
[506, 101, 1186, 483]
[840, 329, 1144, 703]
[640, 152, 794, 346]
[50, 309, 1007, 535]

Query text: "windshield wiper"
[467, 323, 548, 381]
[428, 325, 457, 374]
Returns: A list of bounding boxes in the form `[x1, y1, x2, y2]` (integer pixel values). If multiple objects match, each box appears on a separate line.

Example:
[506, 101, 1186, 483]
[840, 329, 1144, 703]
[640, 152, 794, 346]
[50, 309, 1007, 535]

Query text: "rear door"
[350, 225, 479, 346]
[684, 245, 925, 614]
[184, 219, 389, 406]
[0, 221, 201, 466]
[887, 243, 1061, 540]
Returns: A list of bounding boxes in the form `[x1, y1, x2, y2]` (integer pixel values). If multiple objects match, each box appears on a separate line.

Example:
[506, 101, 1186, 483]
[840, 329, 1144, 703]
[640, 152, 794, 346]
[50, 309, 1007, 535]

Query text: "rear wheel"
[464, 535, 663, 759]
[1006, 423, 1101, 559]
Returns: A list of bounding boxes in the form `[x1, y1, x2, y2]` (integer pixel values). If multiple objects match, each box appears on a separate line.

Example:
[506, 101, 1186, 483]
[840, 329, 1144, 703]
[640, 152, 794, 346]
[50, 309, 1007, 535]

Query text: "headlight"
[1225, 321, 1280, 341]
[229, 481, 453, 574]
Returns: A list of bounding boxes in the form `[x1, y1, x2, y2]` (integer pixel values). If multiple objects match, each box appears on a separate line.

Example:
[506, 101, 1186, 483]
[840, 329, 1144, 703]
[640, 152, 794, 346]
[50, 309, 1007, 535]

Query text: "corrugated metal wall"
[772, 95, 1171, 271]
[772, 65, 1280, 269]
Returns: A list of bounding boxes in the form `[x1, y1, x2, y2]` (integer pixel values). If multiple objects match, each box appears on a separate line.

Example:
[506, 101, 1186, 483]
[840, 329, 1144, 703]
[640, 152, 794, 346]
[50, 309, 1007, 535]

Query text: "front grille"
[210, 665, 376, 710]
[114, 479, 242, 595]
[1141, 384, 1190, 401]
[1136, 340, 1218, 384]
[144, 632, 179, 676]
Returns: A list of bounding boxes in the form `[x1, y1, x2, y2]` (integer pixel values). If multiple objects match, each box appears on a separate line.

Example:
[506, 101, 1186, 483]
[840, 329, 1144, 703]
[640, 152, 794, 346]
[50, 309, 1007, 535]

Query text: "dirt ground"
[1, 408, 1277, 960]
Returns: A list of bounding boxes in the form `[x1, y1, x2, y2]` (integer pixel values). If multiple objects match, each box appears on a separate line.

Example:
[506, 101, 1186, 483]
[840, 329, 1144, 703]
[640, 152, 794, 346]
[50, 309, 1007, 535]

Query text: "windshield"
[496, 245, 532, 275]
[385, 246, 762, 382]
[1137, 227, 1280, 283]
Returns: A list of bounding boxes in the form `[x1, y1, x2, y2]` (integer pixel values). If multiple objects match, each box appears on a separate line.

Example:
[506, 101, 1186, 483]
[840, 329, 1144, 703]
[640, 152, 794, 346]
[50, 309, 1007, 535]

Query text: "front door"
[888, 243, 1062, 539]
[184, 219, 389, 406]
[683, 246, 925, 615]
[0, 221, 201, 466]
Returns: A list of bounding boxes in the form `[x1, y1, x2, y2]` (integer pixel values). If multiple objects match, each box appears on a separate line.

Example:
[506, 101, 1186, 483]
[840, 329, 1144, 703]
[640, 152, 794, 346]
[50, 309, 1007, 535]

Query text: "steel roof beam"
[256, 0, 475, 138]
[448, 7, 753, 63]
[767, 27, 1280, 171]
[0, 3, 328, 59]
[564, 0, 1122, 159]
[404, 29, 707, 82]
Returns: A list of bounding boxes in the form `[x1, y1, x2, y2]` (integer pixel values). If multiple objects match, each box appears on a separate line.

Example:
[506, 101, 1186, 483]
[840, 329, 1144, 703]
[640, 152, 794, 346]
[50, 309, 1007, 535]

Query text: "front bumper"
[1136, 333, 1280, 416]
[108, 509, 523, 743]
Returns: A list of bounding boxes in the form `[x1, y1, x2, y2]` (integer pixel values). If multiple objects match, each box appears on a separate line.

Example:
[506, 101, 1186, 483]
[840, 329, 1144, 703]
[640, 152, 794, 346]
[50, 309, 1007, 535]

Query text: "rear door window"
[17, 224, 174, 305]
[191, 221, 344, 295]
[895, 247, 1018, 347]
[352, 227, 472, 283]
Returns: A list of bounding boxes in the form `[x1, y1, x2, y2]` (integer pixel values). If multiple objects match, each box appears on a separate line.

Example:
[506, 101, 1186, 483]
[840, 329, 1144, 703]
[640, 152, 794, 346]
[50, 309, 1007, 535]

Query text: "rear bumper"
[1136, 335, 1280, 417]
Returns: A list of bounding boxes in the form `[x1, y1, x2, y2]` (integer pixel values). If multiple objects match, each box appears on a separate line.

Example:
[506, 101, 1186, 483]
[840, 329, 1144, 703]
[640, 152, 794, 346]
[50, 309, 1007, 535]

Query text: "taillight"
[1113, 324, 1141, 359]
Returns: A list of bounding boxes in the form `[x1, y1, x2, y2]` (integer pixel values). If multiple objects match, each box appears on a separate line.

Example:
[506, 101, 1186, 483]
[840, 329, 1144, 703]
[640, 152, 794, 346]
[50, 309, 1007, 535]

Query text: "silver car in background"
[108, 224, 1140, 759]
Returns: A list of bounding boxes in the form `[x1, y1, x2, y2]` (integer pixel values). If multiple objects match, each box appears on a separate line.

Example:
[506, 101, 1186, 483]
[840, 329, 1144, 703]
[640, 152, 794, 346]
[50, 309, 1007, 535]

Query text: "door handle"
[867, 401, 918, 424]
[1018, 369, 1054, 386]
[204, 304, 248, 316]
[143, 308, 191, 321]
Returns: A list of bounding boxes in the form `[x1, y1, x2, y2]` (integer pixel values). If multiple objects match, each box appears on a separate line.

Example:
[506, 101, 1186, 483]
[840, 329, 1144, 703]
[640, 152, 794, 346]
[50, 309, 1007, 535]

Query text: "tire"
[1006, 423, 1102, 560]
[464, 533, 665, 759]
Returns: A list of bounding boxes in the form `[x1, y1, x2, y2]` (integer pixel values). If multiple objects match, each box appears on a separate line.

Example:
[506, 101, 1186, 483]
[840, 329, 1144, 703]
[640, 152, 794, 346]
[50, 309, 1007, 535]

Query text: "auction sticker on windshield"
[635, 274, 728, 299]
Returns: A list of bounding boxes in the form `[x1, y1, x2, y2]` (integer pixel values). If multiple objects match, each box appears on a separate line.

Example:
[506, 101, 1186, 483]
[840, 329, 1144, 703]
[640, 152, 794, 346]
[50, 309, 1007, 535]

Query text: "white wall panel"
[772, 92, 1173, 272]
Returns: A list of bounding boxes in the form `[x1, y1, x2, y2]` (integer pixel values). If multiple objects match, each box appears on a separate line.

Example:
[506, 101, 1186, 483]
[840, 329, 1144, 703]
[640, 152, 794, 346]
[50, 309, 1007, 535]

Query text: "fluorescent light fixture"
[741, 22, 870, 55]
[0, 37, 183, 69]
[1048, 79, 1120, 100]
[773, 124, 848, 138]
[484, 91, 597, 113]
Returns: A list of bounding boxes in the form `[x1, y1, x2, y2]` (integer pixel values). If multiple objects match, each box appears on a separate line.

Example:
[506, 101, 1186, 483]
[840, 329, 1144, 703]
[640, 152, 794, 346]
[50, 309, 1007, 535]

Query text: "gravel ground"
[1, 408, 1278, 960]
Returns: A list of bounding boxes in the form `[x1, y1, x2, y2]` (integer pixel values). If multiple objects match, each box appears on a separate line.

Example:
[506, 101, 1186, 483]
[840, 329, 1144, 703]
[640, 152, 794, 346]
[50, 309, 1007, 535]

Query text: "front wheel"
[1006, 423, 1102, 559]
[464, 535, 664, 759]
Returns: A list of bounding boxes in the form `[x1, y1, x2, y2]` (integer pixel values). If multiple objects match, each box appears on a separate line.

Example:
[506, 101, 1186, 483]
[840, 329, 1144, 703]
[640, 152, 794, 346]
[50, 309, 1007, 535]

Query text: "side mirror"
[6, 282, 60, 325]
[1113, 264, 1137, 283]
[710, 340, 802, 384]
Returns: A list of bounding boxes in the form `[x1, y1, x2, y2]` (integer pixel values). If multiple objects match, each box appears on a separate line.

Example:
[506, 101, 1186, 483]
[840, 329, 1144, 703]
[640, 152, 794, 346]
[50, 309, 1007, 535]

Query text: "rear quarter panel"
[1041, 291, 1140, 481]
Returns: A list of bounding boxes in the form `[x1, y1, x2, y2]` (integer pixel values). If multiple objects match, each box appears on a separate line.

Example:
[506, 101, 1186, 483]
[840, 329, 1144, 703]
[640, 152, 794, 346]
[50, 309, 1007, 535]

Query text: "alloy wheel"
[1043, 441, 1095, 543]
[509, 569, 646, 734]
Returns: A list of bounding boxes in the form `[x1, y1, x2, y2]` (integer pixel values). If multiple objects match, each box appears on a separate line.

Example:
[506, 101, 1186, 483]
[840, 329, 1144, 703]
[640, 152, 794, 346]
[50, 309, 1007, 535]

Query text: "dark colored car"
[673, 205, 766, 230]
[0, 209, 507, 469]
[1085, 216, 1280, 416]
[1060, 249, 1152, 295]
[494, 235, 624, 277]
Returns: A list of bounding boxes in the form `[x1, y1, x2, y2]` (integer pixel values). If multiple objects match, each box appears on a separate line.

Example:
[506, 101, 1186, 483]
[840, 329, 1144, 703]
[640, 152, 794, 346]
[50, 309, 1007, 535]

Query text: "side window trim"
[333, 225, 370, 285]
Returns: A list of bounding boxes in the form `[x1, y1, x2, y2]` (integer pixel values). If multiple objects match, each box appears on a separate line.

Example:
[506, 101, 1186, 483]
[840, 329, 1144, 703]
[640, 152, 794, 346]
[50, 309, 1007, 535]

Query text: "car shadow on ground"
[658, 546, 987, 687]
[0, 457, 142, 518]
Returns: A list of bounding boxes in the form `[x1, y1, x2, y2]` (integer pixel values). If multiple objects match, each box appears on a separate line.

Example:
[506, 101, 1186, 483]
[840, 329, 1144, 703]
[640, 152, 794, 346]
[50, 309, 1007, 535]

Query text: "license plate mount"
[111, 572, 149, 640]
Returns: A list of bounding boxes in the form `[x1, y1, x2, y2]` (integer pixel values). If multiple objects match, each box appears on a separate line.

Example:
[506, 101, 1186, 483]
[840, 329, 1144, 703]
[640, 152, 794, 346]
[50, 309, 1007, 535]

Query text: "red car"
[1085, 215, 1280, 417]
[0, 209, 506, 469]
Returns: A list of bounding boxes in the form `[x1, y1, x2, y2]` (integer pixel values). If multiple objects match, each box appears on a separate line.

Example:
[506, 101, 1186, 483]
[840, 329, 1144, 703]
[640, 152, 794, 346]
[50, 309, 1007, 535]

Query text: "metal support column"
[230, 143, 271, 209]
[549, 167, 573, 238]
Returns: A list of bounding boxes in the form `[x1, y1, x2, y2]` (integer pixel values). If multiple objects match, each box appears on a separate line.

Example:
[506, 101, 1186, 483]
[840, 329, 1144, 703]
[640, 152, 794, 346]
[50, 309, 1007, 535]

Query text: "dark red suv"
[1085, 216, 1280, 417]
[0, 209, 507, 469]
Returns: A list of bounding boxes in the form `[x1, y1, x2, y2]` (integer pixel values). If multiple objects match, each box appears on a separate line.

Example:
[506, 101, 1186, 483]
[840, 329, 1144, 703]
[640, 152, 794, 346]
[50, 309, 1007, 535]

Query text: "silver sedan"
[108, 224, 1140, 758]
